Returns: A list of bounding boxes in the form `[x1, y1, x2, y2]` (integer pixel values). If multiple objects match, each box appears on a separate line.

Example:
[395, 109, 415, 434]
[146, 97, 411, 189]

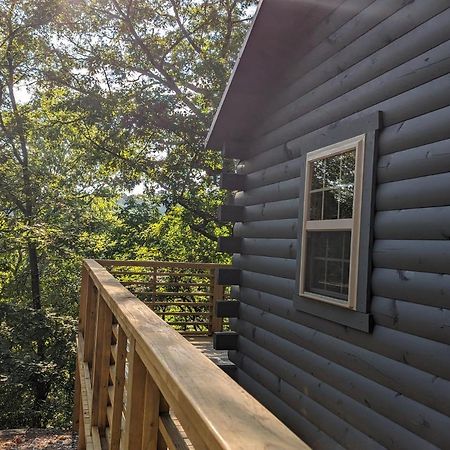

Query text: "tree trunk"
[28, 242, 41, 310]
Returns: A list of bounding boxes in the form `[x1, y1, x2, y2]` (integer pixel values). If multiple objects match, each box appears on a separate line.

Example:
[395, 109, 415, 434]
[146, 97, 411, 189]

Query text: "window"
[299, 135, 365, 310]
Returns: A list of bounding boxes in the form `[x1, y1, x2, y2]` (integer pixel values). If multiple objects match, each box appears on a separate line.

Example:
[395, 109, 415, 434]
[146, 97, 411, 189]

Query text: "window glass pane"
[309, 192, 323, 220]
[324, 154, 340, 188]
[341, 151, 356, 185]
[323, 189, 339, 220]
[339, 186, 354, 219]
[304, 231, 351, 301]
[308, 149, 356, 221]
[311, 159, 326, 190]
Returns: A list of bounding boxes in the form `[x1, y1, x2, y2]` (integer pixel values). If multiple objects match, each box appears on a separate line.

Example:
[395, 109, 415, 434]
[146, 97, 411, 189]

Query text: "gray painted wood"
[372, 268, 450, 309]
[265, 0, 417, 117]
[236, 352, 395, 450]
[236, 369, 346, 450]
[375, 207, 450, 240]
[214, 2, 450, 447]
[376, 171, 450, 211]
[254, 6, 450, 152]
[237, 337, 448, 449]
[240, 238, 297, 259]
[373, 240, 450, 274]
[233, 292, 450, 417]
[234, 219, 298, 239]
[238, 301, 450, 385]
[377, 139, 450, 183]
[371, 296, 450, 344]
[234, 177, 301, 206]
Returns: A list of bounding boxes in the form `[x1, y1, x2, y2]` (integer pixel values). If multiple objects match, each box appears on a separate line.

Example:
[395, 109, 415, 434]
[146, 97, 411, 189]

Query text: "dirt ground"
[0, 429, 76, 450]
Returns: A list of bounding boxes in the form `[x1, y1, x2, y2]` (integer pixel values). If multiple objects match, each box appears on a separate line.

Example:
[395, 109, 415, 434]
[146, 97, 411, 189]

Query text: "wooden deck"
[184, 336, 234, 374]
[74, 259, 309, 450]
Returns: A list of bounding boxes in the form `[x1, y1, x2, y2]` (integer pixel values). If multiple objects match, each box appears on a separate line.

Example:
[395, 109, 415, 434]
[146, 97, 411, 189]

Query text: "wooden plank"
[123, 281, 210, 287]
[146, 302, 209, 307]
[158, 414, 190, 450]
[142, 372, 160, 450]
[73, 356, 81, 432]
[213, 332, 238, 351]
[139, 292, 213, 297]
[77, 339, 95, 450]
[217, 205, 244, 222]
[220, 173, 246, 191]
[153, 312, 210, 317]
[98, 259, 229, 269]
[110, 325, 127, 450]
[83, 280, 98, 367]
[123, 338, 147, 450]
[83, 259, 308, 450]
[91, 296, 113, 431]
[79, 267, 89, 333]
[112, 271, 215, 278]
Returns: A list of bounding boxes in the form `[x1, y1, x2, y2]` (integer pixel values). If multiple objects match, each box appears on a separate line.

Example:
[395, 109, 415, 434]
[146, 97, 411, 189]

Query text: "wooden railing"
[97, 260, 229, 336]
[74, 259, 309, 450]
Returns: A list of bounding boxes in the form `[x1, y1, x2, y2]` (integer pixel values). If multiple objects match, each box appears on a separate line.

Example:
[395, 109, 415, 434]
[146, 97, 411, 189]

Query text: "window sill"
[293, 294, 373, 333]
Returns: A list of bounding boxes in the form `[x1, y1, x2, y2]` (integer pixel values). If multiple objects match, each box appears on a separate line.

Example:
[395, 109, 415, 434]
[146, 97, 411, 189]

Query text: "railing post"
[210, 268, 224, 335]
[110, 325, 127, 450]
[74, 266, 89, 433]
[83, 276, 99, 368]
[91, 293, 113, 433]
[123, 338, 161, 450]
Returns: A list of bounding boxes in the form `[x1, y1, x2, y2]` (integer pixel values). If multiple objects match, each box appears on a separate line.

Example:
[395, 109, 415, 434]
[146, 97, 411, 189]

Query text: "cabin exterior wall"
[224, 2, 450, 448]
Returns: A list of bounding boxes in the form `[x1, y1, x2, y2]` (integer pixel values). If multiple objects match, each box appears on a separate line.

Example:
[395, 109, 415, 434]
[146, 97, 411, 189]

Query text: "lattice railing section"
[74, 259, 308, 450]
[98, 260, 230, 336]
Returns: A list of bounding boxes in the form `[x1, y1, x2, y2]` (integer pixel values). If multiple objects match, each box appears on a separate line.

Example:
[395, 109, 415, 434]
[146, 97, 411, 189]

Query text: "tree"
[0, 0, 255, 428]
[50, 0, 256, 241]
[0, 0, 122, 426]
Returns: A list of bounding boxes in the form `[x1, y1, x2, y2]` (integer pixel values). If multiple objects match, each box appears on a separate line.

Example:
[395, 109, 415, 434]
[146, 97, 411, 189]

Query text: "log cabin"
[208, 0, 450, 448]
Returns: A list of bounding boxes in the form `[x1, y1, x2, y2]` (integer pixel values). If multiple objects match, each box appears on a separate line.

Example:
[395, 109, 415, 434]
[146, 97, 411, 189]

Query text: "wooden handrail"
[74, 259, 309, 450]
[99, 260, 227, 335]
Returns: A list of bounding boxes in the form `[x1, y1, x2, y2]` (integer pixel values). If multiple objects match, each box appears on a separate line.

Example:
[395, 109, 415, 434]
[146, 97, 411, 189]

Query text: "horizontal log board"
[373, 240, 450, 274]
[236, 240, 450, 286]
[234, 207, 450, 243]
[234, 219, 298, 239]
[371, 268, 450, 309]
[233, 313, 450, 420]
[235, 353, 389, 450]
[371, 296, 450, 344]
[233, 178, 301, 206]
[238, 264, 450, 312]
[266, 0, 442, 115]
[252, 7, 450, 153]
[243, 159, 302, 190]
[377, 139, 450, 184]
[233, 281, 450, 382]
[236, 369, 347, 450]
[257, 11, 450, 144]
[235, 337, 449, 449]
[374, 207, 450, 240]
[270, 0, 377, 96]
[243, 198, 299, 221]
[236, 299, 450, 390]
[376, 171, 450, 211]
[242, 72, 450, 177]
[240, 238, 297, 259]
[217, 2, 450, 448]
[233, 255, 297, 279]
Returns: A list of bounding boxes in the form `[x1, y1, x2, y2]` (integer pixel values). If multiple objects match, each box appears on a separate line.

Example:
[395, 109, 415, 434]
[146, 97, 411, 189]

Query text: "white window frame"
[299, 134, 365, 310]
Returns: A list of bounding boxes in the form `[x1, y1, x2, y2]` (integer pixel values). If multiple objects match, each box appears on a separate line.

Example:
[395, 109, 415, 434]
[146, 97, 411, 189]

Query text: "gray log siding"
[219, 1, 450, 448]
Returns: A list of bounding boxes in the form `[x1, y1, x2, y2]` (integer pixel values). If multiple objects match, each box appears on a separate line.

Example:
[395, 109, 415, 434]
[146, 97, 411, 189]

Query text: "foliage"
[0, 301, 76, 428]
[0, 0, 253, 430]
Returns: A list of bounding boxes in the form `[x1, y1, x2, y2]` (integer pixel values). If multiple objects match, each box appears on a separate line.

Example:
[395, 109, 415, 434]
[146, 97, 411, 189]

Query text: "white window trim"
[299, 134, 366, 310]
